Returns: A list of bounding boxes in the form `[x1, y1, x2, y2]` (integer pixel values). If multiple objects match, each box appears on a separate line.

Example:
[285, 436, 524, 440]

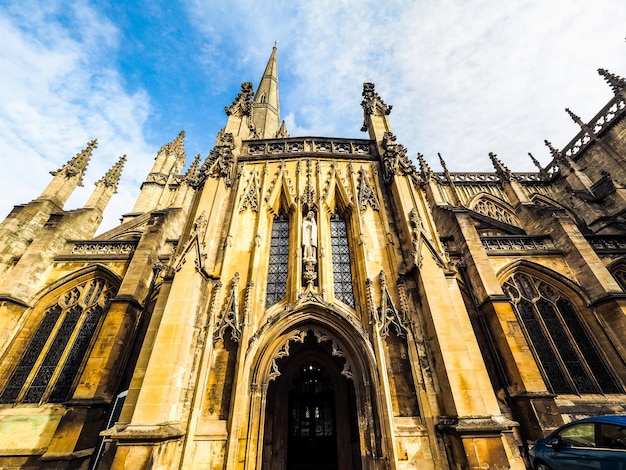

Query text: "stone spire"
[49, 139, 97, 186]
[251, 45, 281, 139]
[130, 131, 186, 215]
[528, 152, 549, 180]
[598, 68, 626, 96]
[85, 155, 126, 210]
[489, 152, 514, 182]
[417, 153, 433, 180]
[39, 139, 97, 208]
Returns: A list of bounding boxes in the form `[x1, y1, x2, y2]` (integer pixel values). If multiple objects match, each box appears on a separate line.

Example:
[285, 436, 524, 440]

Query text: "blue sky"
[0, 0, 625, 232]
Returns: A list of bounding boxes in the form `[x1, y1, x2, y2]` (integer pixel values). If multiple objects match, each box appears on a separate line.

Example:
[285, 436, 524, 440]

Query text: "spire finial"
[489, 152, 513, 182]
[96, 155, 126, 193]
[250, 45, 280, 138]
[528, 152, 543, 171]
[565, 107, 583, 124]
[438, 152, 449, 173]
[544, 139, 561, 159]
[598, 68, 626, 95]
[417, 153, 432, 179]
[51, 139, 97, 186]
[274, 40, 278, 48]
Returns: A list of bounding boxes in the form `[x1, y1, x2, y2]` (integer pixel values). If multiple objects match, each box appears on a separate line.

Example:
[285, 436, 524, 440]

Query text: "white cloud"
[1, 0, 625, 234]
[0, 2, 154, 232]
[188, 0, 626, 171]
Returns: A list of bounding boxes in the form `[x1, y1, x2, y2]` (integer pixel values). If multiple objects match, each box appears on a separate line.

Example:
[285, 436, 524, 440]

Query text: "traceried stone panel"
[503, 272, 620, 394]
[472, 197, 521, 228]
[0, 277, 116, 404]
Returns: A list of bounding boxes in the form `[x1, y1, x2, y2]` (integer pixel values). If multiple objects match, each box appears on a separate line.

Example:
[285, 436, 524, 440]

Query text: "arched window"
[0, 277, 116, 404]
[503, 272, 620, 394]
[266, 214, 289, 308]
[611, 266, 626, 292]
[330, 213, 355, 307]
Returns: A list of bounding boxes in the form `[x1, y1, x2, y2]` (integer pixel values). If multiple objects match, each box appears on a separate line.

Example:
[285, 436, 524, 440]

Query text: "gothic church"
[1, 47, 626, 469]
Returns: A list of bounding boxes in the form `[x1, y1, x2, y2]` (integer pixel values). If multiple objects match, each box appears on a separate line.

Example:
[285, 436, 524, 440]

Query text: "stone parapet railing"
[241, 137, 374, 159]
[587, 236, 626, 255]
[56, 240, 138, 260]
[481, 236, 558, 253]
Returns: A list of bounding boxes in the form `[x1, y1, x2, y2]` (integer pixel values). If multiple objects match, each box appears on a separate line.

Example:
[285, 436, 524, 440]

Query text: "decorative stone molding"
[360, 82, 392, 131]
[267, 328, 354, 382]
[244, 138, 372, 159]
[224, 82, 254, 117]
[201, 132, 236, 187]
[472, 197, 521, 228]
[377, 271, 408, 338]
[239, 170, 260, 212]
[481, 236, 556, 253]
[365, 278, 379, 325]
[409, 208, 424, 270]
[358, 167, 379, 211]
[70, 241, 136, 257]
[170, 211, 208, 273]
[268, 330, 307, 381]
[381, 132, 414, 183]
[213, 273, 242, 343]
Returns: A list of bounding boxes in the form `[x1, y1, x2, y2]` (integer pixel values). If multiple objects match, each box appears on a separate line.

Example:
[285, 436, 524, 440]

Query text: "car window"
[599, 423, 626, 450]
[559, 423, 595, 448]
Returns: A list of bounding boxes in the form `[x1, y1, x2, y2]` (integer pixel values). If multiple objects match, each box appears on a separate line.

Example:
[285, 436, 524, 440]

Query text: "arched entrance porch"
[262, 330, 361, 470]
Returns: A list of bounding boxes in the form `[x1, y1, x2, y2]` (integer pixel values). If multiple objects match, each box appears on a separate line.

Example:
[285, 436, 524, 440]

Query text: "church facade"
[1, 47, 626, 469]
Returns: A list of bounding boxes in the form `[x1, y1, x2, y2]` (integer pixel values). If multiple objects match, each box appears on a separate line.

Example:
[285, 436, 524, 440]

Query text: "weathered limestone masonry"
[1, 47, 626, 469]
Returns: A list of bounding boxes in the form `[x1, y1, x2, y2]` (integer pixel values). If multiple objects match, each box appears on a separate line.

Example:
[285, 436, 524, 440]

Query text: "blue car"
[529, 415, 626, 469]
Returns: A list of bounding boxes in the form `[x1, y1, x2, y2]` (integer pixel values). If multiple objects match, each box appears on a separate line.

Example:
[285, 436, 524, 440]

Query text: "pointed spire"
[529, 152, 550, 180]
[544, 139, 561, 160]
[184, 154, 202, 185]
[51, 139, 97, 186]
[528, 152, 543, 171]
[96, 154, 126, 193]
[251, 45, 281, 139]
[489, 152, 513, 181]
[438, 152, 449, 173]
[565, 107, 598, 140]
[276, 119, 289, 138]
[417, 153, 433, 179]
[565, 107, 583, 125]
[598, 68, 626, 95]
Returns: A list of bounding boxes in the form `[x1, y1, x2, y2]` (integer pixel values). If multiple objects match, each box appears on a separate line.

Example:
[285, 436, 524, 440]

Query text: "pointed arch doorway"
[261, 330, 362, 470]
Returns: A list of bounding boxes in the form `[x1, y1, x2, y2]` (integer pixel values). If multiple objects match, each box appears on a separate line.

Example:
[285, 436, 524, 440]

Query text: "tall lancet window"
[0, 277, 115, 404]
[266, 214, 289, 308]
[504, 272, 620, 395]
[330, 213, 355, 307]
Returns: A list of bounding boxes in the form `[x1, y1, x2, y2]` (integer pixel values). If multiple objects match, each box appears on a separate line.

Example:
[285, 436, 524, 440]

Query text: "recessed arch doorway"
[261, 330, 362, 470]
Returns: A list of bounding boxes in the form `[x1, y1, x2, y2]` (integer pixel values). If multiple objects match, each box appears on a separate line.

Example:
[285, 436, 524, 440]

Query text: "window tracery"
[266, 214, 289, 308]
[0, 277, 116, 404]
[472, 198, 520, 227]
[503, 272, 620, 394]
[330, 213, 355, 307]
[611, 266, 626, 291]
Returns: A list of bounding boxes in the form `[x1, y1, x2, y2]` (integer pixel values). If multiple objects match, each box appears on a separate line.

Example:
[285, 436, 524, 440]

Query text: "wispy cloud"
[0, 0, 624, 232]
[0, 1, 153, 231]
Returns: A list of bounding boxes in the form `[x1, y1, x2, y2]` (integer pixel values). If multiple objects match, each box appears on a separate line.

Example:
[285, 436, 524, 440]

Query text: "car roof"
[567, 415, 626, 426]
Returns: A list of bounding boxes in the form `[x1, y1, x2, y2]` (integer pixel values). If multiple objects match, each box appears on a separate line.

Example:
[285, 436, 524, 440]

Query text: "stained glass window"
[266, 214, 289, 308]
[330, 214, 355, 307]
[503, 272, 620, 394]
[0, 277, 116, 404]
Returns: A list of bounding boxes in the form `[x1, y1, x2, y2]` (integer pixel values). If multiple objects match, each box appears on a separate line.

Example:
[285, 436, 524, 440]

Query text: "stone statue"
[302, 211, 317, 261]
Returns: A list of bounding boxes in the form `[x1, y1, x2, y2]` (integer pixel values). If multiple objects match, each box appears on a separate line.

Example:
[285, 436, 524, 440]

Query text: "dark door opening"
[261, 330, 362, 470]
[287, 363, 337, 470]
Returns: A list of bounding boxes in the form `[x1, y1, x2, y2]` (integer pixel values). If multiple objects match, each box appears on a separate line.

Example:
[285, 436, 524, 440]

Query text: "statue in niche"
[302, 210, 318, 288]
[302, 211, 318, 262]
